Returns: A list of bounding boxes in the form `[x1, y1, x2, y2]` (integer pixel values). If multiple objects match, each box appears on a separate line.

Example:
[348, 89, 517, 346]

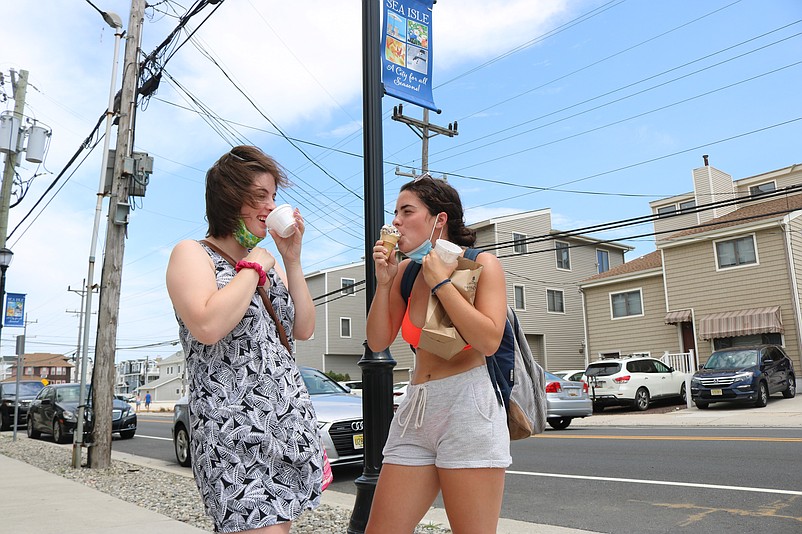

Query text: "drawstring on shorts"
[397, 384, 427, 438]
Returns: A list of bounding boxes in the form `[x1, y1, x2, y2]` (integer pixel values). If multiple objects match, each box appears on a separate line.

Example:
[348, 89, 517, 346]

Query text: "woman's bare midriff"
[410, 348, 487, 384]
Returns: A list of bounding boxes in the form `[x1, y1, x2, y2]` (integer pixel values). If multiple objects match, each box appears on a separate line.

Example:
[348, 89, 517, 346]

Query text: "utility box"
[104, 149, 154, 197]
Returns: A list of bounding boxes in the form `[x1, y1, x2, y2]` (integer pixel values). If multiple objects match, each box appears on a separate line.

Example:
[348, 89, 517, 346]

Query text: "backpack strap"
[400, 261, 421, 305]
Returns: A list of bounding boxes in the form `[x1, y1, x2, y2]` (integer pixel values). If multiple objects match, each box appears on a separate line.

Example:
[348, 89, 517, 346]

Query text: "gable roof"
[664, 191, 802, 242]
[581, 250, 662, 285]
[13, 353, 72, 367]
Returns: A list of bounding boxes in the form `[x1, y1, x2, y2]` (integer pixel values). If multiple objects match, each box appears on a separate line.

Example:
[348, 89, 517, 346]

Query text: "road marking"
[506, 471, 802, 496]
[132, 434, 172, 441]
[535, 434, 802, 442]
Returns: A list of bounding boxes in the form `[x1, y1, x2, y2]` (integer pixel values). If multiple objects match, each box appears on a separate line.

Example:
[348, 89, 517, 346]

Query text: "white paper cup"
[434, 239, 461, 264]
[266, 204, 296, 238]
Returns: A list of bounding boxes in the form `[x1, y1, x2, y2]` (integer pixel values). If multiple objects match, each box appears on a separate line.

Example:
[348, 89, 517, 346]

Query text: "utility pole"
[67, 281, 87, 380]
[89, 0, 145, 469]
[391, 103, 457, 177]
[0, 69, 28, 249]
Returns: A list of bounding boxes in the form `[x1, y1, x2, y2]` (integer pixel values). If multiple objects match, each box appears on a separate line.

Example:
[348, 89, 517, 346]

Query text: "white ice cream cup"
[434, 239, 461, 264]
[266, 204, 296, 238]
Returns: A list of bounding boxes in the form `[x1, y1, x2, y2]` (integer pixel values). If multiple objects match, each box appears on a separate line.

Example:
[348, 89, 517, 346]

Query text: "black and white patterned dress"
[176, 243, 323, 532]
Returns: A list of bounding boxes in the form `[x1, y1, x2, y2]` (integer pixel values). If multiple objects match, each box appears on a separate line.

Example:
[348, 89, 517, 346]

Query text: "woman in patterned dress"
[166, 146, 322, 533]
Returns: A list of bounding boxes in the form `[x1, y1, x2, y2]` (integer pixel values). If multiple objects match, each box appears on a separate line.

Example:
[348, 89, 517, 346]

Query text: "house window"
[610, 289, 643, 319]
[555, 241, 571, 270]
[596, 249, 610, 274]
[340, 317, 351, 338]
[547, 289, 564, 313]
[679, 200, 696, 212]
[749, 182, 775, 197]
[715, 235, 757, 269]
[657, 205, 677, 217]
[512, 232, 527, 254]
[341, 278, 356, 296]
[714, 333, 782, 350]
[513, 285, 525, 310]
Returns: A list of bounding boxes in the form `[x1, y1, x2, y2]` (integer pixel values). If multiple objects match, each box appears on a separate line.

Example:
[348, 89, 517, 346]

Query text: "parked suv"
[585, 356, 688, 411]
[691, 345, 796, 409]
[0, 380, 45, 430]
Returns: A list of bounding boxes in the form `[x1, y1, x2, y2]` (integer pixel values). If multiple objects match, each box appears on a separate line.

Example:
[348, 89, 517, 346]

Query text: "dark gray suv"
[691, 345, 796, 409]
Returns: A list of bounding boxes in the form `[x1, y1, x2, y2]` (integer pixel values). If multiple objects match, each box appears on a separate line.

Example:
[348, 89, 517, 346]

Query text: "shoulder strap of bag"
[199, 240, 291, 352]
[400, 261, 421, 305]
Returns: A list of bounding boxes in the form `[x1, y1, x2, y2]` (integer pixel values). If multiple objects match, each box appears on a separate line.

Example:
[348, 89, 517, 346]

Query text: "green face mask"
[233, 218, 265, 249]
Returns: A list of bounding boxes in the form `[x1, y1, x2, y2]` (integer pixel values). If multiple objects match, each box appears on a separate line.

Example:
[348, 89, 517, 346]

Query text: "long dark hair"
[205, 145, 289, 238]
[400, 177, 476, 246]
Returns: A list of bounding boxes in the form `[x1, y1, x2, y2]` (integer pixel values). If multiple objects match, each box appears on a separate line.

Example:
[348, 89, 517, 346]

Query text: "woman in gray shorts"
[365, 176, 511, 533]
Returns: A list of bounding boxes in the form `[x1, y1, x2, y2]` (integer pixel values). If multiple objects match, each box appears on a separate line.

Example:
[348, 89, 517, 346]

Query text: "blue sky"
[1, 0, 800, 364]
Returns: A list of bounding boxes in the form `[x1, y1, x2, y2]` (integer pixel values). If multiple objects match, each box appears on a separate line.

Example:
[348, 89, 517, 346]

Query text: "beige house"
[581, 161, 802, 371]
[294, 208, 632, 377]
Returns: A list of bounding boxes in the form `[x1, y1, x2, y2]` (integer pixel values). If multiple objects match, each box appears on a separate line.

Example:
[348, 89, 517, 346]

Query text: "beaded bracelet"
[431, 278, 452, 295]
[235, 260, 267, 286]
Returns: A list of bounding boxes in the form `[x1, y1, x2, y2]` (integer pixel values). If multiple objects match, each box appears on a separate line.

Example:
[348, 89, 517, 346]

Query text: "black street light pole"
[0, 247, 13, 344]
[348, 1, 396, 532]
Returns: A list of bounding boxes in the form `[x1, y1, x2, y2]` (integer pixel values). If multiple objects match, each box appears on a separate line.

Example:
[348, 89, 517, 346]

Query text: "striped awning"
[664, 309, 692, 324]
[698, 306, 783, 340]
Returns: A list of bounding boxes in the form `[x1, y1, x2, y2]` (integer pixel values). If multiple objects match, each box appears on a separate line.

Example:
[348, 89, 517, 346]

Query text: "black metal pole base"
[348, 472, 379, 534]
[347, 344, 395, 534]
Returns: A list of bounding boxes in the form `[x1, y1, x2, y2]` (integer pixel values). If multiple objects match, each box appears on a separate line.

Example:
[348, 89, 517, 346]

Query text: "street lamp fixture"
[0, 247, 14, 333]
[0, 247, 14, 270]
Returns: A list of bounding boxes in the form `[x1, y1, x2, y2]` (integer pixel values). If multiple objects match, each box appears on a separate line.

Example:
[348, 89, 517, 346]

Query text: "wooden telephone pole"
[88, 0, 146, 469]
[391, 103, 458, 177]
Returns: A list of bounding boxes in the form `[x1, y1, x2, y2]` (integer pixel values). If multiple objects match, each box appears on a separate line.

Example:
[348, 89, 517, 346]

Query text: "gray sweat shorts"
[382, 365, 512, 469]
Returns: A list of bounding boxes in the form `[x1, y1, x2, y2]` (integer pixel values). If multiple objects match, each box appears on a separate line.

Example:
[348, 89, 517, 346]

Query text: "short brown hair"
[205, 145, 289, 238]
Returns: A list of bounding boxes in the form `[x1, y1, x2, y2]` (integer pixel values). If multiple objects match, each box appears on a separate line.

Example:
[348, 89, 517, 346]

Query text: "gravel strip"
[0, 433, 450, 533]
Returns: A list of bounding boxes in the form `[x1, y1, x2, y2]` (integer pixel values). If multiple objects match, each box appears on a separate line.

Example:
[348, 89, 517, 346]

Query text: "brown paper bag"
[418, 256, 483, 359]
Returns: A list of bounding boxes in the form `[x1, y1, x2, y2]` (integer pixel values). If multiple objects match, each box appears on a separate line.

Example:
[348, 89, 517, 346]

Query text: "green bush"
[325, 371, 350, 382]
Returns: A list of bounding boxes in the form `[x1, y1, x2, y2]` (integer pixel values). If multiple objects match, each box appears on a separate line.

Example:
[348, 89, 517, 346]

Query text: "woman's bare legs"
[366, 465, 505, 534]
[365, 464, 441, 534]
[439, 467, 505, 534]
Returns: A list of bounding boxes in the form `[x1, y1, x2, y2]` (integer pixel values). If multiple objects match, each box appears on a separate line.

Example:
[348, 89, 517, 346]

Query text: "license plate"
[711, 389, 723, 396]
[593, 380, 605, 387]
[568, 391, 578, 396]
[353, 434, 364, 449]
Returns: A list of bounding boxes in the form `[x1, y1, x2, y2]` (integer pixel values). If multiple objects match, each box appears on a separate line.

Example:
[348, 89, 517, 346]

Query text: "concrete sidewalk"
[2, 393, 799, 534]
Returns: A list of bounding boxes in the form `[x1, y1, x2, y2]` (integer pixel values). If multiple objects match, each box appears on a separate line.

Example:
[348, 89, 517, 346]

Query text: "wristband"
[235, 260, 267, 286]
[431, 278, 452, 295]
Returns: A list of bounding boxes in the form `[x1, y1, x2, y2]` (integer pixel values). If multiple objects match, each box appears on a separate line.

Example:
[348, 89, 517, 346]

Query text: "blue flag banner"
[4, 293, 25, 327]
[381, 0, 437, 111]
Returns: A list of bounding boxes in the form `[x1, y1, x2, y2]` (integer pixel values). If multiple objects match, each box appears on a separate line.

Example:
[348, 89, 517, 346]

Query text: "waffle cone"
[381, 234, 399, 255]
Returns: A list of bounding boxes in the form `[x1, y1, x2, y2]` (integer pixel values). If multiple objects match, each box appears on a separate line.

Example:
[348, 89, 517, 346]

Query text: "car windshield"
[2, 382, 44, 396]
[301, 369, 349, 395]
[705, 350, 759, 369]
[585, 363, 621, 377]
[56, 385, 86, 403]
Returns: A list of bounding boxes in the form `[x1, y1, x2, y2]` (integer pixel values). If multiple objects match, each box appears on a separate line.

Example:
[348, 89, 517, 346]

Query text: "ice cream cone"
[381, 233, 399, 255]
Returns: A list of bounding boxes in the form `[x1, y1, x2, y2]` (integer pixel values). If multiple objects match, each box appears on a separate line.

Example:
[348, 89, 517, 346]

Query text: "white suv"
[585, 356, 688, 411]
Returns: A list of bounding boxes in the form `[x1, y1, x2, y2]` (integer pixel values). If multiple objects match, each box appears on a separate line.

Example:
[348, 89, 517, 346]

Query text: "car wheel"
[634, 388, 650, 411]
[679, 382, 687, 404]
[754, 382, 769, 408]
[120, 429, 135, 439]
[53, 419, 69, 444]
[174, 425, 192, 467]
[695, 401, 709, 410]
[547, 417, 572, 430]
[27, 416, 41, 439]
[782, 375, 796, 398]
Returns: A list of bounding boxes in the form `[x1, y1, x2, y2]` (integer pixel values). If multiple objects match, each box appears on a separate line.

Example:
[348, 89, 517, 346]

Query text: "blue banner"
[4, 293, 25, 327]
[381, 0, 437, 111]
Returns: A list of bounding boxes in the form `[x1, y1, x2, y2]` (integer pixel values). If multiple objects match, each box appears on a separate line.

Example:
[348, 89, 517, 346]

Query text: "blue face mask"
[406, 218, 442, 264]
